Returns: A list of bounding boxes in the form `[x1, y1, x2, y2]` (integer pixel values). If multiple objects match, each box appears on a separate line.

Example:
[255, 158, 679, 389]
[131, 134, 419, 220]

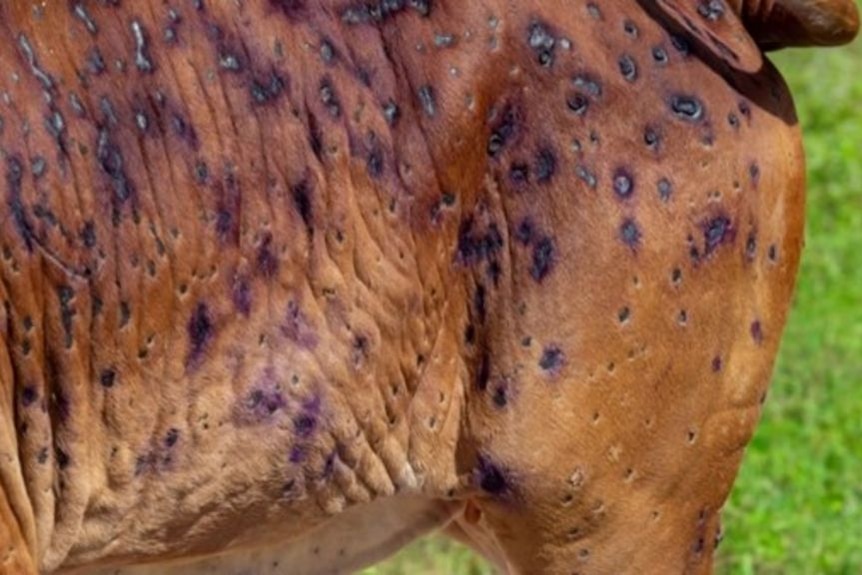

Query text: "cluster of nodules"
[340, 0, 432, 25]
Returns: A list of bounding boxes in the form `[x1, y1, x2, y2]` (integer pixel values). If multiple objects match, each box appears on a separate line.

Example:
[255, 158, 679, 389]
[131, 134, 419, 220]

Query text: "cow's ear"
[653, 0, 763, 73]
[743, 0, 860, 50]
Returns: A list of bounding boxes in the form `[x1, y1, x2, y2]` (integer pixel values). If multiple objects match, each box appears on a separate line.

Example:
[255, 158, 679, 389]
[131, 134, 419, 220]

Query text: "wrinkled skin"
[0, 1, 858, 574]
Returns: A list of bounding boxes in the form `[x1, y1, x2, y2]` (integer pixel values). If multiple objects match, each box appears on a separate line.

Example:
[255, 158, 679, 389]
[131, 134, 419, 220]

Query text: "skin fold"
[0, 1, 857, 574]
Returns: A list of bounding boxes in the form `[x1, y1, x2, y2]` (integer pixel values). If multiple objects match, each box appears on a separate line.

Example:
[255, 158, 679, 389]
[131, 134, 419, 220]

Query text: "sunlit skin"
[0, 1, 857, 574]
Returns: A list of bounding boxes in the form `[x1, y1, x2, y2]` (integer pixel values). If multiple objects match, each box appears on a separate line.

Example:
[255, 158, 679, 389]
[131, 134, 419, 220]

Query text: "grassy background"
[366, 30, 862, 575]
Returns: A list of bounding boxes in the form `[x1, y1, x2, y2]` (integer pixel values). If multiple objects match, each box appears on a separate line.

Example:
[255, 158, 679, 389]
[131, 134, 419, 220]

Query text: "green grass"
[367, 32, 862, 575]
[717, 36, 862, 575]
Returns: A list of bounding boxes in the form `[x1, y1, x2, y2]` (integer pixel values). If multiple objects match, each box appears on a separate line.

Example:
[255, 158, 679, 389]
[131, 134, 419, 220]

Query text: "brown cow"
[0, 1, 858, 573]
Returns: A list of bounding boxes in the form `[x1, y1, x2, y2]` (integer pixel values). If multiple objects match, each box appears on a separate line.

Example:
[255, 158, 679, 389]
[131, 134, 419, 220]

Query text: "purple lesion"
[293, 394, 321, 438]
[185, 302, 214, 370]
[231, 275, 252, 316]
[281, 299, 318, 349]
[474, 455, 512, 497]
[233, 368, 300, 426]
[135, 428, 182, 477]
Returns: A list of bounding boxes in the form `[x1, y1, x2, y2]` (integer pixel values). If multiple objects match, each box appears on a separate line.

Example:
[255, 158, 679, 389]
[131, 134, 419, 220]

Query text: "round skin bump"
[0, 1, 849, 574]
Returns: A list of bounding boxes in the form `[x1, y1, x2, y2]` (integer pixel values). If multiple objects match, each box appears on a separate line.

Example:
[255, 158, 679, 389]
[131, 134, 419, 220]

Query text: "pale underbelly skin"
[67, 497, 460, 575]
[0, 1, 807, 574]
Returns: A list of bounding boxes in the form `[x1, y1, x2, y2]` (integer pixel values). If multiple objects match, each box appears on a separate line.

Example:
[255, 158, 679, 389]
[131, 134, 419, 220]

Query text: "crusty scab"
[131, 20, 155, 73]
[72, 2, 99, 35]
[96, 127, 136, 224]
[5, 155, 36, 252]
[528, 20, 557, 68]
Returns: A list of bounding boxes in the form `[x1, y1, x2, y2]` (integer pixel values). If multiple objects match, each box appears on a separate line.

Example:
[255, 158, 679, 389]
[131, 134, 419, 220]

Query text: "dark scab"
[473, 284, 486, 324]
[658, 178, 673, 201]
[45, 109, 67, 154]
[528, 21, 556, 68]
[492, 383, 508, 408]
[475, 456, 509, 495]
[366, 146, 384, 178]
[219, 49, 242, 72]
[250, 70, 286, 105]
[270, 0, 306, 19]
[613, 168, 634, 199]
[119, 301, 131, 328]
[671, 34, 690, 55]
[703, 216, 733, 255]
[232, 277, 252, 316]
[21, 386, 38, 407]
[749, 162, 760, 186]
[618, 307, 631, 324]
[17, 34, 56, 91]
[418, 85, 436, 118]
[728, 112, 740, 129]
[750, 321, 764, 345]
[457, 219, 503, 267]
[58, 286, 76, 348]
[566, 92, 589, 116]
[56, 448, 70, 470]
[72, 3, 99, 34]
[620, 218, 641, 248]
[292, 179, 313, 236]
[534, 148, 556, 184]
[341, 5, 373, 25]
[476, 351, 490, 391]
[100, 368, 116, 388]
[623, 20, 639, 38]
[509, 162, 530, 186]
[86, 47, 106, 75]
[319, 78, 341, 118]
[670, 95, 704, 122]
[618, 54, 638, 82]
[652, 45, 669, 65]
[289, 445, 306, 464]
[81, 221, 97, 248]
[69, 93, 86, 118]
[409, 0, 432, 16]
[531, 236, 556, 282]
[187, 303, 213, 367]
[282, 300, 318, 348]
[434, 33, 455, 48]
[712, 356, 722, 372]
[134, 108, 150, 132]
[745, 232, 757, 261]
[294, 396, 320, 438]
[171, 113, 198, 148]
[382, 99, 400, 125]
[6, 156, 36, 252]
[697, 0, 726, 21]
[487, 105, 518, 157]
[257, 233, 279, 278]
[573, 74, 602, 98]
[768, 244, 778, 262]
[539, 345, 564, 372]
[96, 128, 135, 221]
[314, 40, 334, 66]
[164, 428, 180, 448]
[515, 218, 534, 245]
[131, 20, 155, 73]
[31, 156, 47, 179]
[576, 165, 597, 189]
[243, 385, 287, 422]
